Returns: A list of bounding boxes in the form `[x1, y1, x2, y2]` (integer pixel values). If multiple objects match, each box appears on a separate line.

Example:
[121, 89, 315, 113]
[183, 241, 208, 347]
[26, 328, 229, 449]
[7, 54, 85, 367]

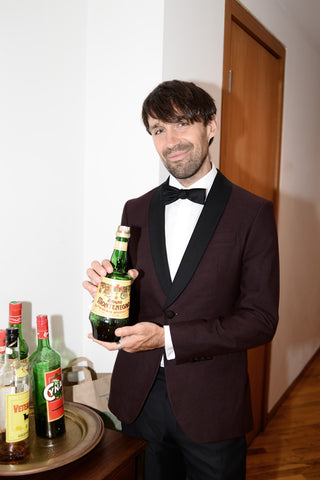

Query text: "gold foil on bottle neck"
[116, 225, 130, 238]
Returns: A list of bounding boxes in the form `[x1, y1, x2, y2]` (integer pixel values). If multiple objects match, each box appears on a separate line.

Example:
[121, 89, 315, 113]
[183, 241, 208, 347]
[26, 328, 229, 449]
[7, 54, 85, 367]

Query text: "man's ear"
[208, 114, 219, 142]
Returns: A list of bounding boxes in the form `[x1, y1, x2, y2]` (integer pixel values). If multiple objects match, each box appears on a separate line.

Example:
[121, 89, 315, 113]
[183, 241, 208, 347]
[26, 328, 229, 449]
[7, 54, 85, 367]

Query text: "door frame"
[220, 0, 285, 431]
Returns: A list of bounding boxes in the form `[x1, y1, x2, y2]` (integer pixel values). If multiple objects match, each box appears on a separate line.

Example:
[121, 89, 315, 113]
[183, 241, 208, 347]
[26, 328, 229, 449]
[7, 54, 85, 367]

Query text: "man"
[83, 80, 279, 480]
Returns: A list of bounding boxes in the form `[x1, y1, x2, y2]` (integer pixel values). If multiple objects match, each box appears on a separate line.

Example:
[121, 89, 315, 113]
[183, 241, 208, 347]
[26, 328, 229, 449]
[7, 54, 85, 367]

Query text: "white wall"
[1, 0, 319, 414]
[0, 0, 87, 365]
[0, 0, 164, 372]
[82, 0, 164, 370]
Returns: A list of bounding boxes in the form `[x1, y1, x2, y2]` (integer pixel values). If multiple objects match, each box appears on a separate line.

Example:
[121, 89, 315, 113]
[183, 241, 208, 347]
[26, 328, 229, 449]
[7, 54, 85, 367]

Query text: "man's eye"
[154, 129, 164, 135]
[178, 122, 188, 128]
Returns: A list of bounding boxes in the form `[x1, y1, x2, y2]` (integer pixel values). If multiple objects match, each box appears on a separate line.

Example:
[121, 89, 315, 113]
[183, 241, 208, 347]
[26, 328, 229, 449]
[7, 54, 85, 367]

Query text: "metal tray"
[0, 401, 104, 476]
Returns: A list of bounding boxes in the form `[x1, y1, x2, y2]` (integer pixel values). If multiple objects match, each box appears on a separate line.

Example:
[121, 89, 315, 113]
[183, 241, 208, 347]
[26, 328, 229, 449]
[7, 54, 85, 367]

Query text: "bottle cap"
[0, 329, 5, 346]
[116, 225, 130, 238]
[36, 315, 49, 329]
[36, 315, 49, 339]
[6, 327, 19, 347]
[9, 301, 22, 324]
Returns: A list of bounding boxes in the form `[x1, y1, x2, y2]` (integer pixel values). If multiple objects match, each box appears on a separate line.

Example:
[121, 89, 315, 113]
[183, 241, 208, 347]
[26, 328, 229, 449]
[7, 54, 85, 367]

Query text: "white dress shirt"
[162, 165, 217, 364]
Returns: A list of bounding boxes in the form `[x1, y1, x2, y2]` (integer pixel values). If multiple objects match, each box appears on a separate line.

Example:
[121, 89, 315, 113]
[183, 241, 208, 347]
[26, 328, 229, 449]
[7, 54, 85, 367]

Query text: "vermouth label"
[91, 277, 131, 319]
[6, 389, 29, 442]
[43, 368, 64, 422]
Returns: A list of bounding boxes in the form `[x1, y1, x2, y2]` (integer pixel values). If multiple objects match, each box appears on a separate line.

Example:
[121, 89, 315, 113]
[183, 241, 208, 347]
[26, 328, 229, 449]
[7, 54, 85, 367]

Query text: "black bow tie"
[162, 184, 206, 205]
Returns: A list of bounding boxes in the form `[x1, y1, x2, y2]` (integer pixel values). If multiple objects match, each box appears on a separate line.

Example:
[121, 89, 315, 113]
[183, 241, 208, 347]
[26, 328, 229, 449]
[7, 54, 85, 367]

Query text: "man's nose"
[166, 126, 179, 148]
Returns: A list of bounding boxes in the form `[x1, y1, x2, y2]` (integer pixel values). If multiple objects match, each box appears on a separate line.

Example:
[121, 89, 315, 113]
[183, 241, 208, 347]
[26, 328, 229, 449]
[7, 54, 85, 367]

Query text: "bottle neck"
[8, 322, 23, 338]
[110, 237, 128, 273]
[5, 342, 20, 365]
[37, 337, 51, 349]
[8, 302, 22, 330]
[37, 327, 51, 349]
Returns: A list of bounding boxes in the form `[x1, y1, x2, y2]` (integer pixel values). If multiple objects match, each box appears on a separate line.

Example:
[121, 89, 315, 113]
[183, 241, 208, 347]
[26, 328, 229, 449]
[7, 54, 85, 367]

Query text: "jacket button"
[165, 310, 175, 319]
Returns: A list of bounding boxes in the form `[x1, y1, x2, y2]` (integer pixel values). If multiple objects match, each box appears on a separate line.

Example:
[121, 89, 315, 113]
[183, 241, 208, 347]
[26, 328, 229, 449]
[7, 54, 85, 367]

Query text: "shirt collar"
[169, 164, 217, 199]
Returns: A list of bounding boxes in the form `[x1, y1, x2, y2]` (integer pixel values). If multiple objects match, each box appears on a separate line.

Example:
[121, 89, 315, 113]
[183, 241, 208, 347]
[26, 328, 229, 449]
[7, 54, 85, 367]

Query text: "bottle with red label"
[29, 315, 65, 438]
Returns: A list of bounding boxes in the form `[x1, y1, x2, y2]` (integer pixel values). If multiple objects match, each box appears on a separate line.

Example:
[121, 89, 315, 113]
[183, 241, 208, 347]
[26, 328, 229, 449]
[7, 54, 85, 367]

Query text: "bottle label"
[5, 389, 30, 442]
[16, 366, 28, 378]
[114, 240, 128, 251]
[21, 356, 30, 372]
[91, 277, 131, 319]
[43, 368, 64, 422]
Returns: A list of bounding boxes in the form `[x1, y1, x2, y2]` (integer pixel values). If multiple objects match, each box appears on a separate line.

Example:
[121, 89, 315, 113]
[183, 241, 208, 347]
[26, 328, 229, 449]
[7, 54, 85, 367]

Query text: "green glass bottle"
[0, 327, 30, 463]
[90, 225, 131, 342]
[29, 315, 65, 439]
[8, 301, 29, 370]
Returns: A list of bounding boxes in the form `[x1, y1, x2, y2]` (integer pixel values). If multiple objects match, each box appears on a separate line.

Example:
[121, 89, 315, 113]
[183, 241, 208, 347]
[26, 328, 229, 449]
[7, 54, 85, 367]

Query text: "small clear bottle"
[0, 327, 30, 464]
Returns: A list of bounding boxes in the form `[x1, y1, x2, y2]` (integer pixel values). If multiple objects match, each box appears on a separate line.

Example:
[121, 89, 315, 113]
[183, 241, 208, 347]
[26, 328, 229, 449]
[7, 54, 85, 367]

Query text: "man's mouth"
[166, 150, 188, 161]
[165, 145, 191, 162]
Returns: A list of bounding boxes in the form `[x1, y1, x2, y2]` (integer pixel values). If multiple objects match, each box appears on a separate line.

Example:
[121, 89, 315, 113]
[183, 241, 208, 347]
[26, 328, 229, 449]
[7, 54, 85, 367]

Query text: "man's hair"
[142, 80, 217, 134]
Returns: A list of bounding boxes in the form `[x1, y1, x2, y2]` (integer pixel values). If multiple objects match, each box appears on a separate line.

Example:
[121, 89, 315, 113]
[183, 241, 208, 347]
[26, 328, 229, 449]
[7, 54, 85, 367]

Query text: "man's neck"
[174, 162, 213, 188]
[169, 164, 217, 192]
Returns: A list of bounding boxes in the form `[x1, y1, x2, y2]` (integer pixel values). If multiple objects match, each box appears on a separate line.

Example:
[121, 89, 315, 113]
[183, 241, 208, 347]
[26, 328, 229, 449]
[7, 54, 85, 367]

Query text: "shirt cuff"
[164, 325, 176, 360]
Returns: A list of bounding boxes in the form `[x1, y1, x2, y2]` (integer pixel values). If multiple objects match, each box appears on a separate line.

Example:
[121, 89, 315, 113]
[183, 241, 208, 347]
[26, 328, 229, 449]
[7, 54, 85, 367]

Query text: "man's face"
[148, 115, 218, 186]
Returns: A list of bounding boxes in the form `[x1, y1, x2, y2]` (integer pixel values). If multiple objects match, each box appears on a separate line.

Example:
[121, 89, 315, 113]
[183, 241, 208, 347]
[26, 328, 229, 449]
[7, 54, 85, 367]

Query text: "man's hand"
[82, 259, 139, 298]
[88, 322, 165, 353]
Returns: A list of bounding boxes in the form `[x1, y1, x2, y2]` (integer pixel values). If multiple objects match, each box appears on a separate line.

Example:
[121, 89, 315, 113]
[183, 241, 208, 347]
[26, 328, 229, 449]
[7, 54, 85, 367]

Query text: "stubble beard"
[163, 143, 209, 180]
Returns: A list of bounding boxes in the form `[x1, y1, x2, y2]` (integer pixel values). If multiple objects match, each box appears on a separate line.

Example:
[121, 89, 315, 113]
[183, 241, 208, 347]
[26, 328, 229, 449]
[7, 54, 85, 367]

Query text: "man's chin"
[166, 163, 198, 180]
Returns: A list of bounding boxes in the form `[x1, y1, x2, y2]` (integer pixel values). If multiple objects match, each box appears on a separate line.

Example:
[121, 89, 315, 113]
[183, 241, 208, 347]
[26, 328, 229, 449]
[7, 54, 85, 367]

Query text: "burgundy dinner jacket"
[109, 170, 279, 443]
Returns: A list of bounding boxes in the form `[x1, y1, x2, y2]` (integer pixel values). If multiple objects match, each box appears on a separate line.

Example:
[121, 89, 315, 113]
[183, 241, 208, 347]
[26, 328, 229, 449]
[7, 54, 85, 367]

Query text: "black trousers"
[122, 368, 246, 480]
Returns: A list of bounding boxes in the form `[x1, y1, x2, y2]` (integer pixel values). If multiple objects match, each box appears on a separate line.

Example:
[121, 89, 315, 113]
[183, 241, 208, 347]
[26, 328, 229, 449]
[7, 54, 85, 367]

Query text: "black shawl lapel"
[149, 171, 232, 308]
[149, 183, 172, 297]
[163, 170, 232, 308]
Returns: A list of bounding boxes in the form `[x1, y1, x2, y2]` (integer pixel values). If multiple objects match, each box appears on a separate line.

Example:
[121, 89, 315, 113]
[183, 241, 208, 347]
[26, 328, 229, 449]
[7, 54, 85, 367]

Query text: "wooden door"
[220, 0, 285, 444]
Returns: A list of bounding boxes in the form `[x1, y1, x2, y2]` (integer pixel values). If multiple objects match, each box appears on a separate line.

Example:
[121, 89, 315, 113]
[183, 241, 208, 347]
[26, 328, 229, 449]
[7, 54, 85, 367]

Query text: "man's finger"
[82, 280, 98, 298]
[88, 333, 118, 351]
[101, 259, 114, 274]
[91, 260, 108, 277]
[128, 268, 139, 282]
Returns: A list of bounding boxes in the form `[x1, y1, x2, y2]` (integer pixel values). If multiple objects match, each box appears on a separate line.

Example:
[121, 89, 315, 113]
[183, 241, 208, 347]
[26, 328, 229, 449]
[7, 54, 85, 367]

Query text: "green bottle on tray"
[30, 315, 65, 438]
